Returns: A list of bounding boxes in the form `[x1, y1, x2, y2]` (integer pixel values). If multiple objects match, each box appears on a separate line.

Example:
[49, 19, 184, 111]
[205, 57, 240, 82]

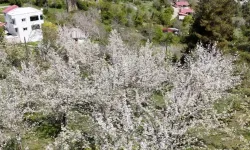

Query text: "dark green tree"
[159, 7, 173, 26]
[187, 0, 237, 49]
[9, 0, 23, 6]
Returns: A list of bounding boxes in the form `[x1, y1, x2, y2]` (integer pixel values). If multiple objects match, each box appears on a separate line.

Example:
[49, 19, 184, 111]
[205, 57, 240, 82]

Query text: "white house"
[3, 5, 44, 43]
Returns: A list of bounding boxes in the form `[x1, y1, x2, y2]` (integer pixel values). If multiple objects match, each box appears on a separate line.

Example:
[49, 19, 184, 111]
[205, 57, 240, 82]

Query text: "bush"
[0, 27, 4, 42]
[152, 25, 164, 43]
[48, 0, 65, 9]
[159, 7, 173, 26]
[34, 0, 46, 7]
[100, 1, 113, 25]
[2, 138, 20, 150]
[42, 21, 58, 46]
[0, 0, 9, 3]
[24, 113, 61, 138]
[76, 0, 89, 11]
[134, 0, 142, 5]
[5, 45, 26, 68]
[43, 8, 48, 15]
[111, 5, 127, 25]
[134, 10, 145, 27]
[9, 0, 23, 6]
[153, 0, 161, 10]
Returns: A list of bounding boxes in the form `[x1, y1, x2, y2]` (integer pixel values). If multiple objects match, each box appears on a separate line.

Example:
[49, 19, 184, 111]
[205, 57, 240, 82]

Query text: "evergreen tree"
[187, 0, 237, 49]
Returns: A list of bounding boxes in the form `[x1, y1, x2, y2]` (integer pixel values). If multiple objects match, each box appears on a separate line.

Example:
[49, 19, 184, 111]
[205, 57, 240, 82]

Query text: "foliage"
[33, 0, 46, 7]
[42, 21, 58, 47]
[2, 138, 20, 150]
[99, 1, 113, 25]
[153, 0, 171, 10]
[43, 8, 48, 15]
[47, 0, 65, 9]
[181, 15, 193, 36]
[0, 27, 4, 42]
[151, 25, 180, 45]
[188, 0, 237, 49]
[24, 113, 61, 138]
[4, 44, 26, 67]
[9, 0, 22, 6]
[76, 0, 89, 11]
[242, 1, 250, 27]
[159, 7, 173, 25]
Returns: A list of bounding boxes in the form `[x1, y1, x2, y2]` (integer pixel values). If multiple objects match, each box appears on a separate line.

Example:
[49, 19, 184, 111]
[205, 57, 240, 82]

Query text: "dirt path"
[171, 6, 179, 20]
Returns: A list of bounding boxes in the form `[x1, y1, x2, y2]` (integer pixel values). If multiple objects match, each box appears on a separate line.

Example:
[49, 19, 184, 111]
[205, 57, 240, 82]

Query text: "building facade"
[4, 6, 44, 43]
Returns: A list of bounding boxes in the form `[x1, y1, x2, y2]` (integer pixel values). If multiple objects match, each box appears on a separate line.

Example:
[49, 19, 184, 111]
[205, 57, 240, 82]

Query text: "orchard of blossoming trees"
[0, 27, 246, 149]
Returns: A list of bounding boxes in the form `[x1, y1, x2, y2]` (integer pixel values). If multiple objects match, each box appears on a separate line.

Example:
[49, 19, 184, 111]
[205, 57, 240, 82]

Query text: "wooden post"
[24, 37, 29, 67]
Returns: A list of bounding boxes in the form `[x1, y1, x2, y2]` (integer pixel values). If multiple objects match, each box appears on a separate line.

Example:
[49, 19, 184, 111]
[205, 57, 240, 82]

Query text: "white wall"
[5, 11, 44, 43]
[178, 15, 186, 20]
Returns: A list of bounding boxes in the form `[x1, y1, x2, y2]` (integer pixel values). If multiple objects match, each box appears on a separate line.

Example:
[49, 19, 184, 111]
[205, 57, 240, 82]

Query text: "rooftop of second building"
[3, 5, 19, 13]
[175, 1, 189, 6]
[7, 7, 42, 16]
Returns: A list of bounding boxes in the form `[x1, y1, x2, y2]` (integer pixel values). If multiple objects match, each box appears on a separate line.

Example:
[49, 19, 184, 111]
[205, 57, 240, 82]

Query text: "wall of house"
[5, 14, 17, 36]
[178, 15, 186, 20]
[6, 11, 44, 43]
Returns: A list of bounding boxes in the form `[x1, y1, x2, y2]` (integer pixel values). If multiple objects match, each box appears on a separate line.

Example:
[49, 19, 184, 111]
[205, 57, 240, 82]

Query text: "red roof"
[163, 28, 179, 33]
[178, 12, 188, 16]
[162, 28, 168, 32]
[180, 8, 194, 14]
[175, 1, 189, 6]
[3, 5, 19, 13]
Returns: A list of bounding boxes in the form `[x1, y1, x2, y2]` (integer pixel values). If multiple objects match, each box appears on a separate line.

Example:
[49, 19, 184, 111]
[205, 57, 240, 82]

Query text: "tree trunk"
[62, 112, 67, 127]
[66, 0, 77, 12]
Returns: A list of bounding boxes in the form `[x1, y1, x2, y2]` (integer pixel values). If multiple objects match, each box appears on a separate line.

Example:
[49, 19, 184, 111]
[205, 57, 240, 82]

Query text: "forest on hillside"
[1, 0, 250, 149]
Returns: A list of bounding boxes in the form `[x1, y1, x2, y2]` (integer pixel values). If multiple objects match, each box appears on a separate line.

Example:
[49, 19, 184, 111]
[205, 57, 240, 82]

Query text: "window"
[11, 19, 15, 24]
[31, 24, 40, 30]
[23, 27, 27, 31]
[22, 18, 26, 22]
[30, 16, 39, 21]
[40, 15, 43, 20]
[15, 28, 18, 33]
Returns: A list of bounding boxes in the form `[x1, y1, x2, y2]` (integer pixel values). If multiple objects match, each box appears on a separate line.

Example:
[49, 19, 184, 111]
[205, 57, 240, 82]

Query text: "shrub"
[24, 113, 61, 138]
[0, 27, 4, 42]
[159, 7, 173, 26]
[76, 0, 89, 11]
[48, 0, 65, 9]
[43, 8, 48, 15]
[2, 138, 20, 150]
[9, 0, 23, 6]
[42, 21, 58, 47]
[34, 0, 46, 7]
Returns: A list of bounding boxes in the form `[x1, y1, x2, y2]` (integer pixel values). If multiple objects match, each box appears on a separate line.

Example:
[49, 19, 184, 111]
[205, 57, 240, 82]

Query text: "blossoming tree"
[0, 28, 241, 149]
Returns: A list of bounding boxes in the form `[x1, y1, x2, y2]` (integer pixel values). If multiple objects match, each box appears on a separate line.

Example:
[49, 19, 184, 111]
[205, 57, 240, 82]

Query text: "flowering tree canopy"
[0, 28, 241, 149]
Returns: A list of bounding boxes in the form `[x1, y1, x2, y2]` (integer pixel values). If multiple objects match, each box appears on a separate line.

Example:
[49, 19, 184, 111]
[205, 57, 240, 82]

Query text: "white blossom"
[0, 29, 241, 149]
